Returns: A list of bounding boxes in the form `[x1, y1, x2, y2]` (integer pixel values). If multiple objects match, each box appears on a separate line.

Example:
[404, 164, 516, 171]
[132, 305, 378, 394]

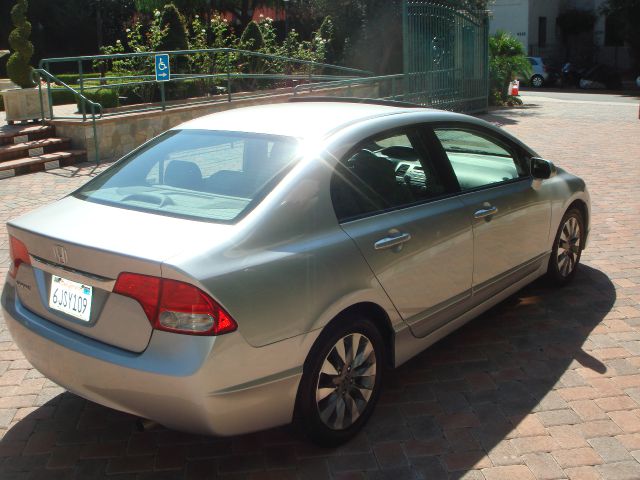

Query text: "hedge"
[76, 88, 119, 110]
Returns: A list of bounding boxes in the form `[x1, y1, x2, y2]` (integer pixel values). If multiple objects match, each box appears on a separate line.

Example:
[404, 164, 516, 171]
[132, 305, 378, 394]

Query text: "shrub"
[158, 3, 188, 52]
[318, 16, 336, 64]
[489, 30, 531, 106]
[76, 88, 119, 111]
[51, 88, 77, 105]
[52, 74, 80, 85]
[239, 21, 267, 89]
[6, 0, 34, 88]
[240, 21, 265, 51]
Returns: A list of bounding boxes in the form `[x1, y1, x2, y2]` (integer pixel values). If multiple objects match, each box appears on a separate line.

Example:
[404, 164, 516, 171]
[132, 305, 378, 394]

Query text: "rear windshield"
[74, 129, 300, 223]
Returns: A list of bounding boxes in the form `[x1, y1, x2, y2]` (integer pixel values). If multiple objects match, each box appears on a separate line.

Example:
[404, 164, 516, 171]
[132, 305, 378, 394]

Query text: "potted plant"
[1, 0, 49, 124]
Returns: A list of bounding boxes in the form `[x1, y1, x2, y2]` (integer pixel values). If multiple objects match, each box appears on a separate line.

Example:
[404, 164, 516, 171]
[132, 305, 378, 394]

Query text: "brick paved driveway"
[0, 93, 639, 480]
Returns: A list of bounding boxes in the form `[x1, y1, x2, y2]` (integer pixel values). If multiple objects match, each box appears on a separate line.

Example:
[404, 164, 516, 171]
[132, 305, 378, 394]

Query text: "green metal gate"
[403, 1, 489, 112]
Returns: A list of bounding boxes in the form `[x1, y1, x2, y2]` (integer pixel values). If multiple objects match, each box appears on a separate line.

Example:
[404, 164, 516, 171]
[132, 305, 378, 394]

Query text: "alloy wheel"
[315, 333, 376, 430]
[557, 216, 581, 277]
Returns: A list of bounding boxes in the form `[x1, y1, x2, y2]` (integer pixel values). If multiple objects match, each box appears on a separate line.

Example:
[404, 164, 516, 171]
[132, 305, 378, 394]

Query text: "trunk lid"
[9, 196, 232, 352]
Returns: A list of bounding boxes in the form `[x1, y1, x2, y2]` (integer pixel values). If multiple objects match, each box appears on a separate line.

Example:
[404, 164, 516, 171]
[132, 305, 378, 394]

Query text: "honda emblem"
[53, 245, 68, 265]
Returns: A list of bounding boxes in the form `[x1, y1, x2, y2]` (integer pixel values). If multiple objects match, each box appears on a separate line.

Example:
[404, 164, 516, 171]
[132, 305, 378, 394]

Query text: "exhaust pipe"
[136, 418, 158, 432]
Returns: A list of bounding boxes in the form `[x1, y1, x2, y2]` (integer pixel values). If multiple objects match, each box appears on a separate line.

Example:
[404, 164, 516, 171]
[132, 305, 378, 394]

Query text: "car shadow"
[0, 264, 615, 479]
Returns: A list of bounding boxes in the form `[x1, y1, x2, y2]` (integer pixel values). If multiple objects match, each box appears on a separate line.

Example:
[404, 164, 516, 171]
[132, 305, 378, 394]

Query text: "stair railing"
[33, 69, 103, 164]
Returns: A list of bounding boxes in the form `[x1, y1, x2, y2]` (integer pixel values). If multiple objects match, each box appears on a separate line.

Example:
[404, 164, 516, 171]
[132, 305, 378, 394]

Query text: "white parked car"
[527, 57, 551, 88]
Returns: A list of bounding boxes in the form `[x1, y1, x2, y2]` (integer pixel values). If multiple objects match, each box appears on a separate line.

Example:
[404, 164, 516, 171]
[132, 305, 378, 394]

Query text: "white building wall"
[489, 0, 529, 51]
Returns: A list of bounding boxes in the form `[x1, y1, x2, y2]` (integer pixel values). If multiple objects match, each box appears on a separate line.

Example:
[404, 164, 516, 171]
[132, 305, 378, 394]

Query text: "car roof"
[175, 101, 454, 139]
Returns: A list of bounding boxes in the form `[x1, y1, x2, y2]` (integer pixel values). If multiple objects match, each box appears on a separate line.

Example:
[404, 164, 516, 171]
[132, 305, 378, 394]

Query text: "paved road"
[0, 95, 639, 479]
[520, 89, 640, 105]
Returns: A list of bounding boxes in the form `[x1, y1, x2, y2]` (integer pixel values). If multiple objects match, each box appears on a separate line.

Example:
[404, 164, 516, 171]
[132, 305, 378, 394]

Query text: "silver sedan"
[1, 100, 590, 445]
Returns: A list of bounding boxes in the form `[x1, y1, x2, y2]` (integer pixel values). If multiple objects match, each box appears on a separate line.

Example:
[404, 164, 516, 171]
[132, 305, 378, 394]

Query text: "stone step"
[0, 124, 55, 145]
[0, 137, 71, 162]
[0, 150, 87, 178]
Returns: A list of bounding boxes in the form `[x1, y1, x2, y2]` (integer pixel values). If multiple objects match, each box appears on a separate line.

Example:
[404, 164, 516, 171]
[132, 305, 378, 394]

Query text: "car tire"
[546, 208, 585, 286]
[296, 315, 385, 446]
[531, 74, 544, 88]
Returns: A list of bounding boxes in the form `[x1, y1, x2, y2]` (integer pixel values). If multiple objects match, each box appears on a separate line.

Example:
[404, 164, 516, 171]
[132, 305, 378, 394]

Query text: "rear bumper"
[1, 280, 311, 437]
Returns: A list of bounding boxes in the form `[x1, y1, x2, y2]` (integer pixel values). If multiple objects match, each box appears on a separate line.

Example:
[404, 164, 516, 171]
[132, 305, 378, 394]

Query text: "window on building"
[538, 17, 547, 48]
[605, 14, 624, 47]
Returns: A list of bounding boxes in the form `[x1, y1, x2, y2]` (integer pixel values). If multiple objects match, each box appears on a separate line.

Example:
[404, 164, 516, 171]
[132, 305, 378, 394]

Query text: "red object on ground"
[510, 80, 520, 96]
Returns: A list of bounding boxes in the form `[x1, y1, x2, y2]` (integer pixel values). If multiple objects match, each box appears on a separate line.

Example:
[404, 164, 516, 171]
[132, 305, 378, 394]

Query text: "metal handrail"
[293, 74, 406, 101]
[33, 68, 102, 164]
[33, 48, 375, 166]
[38, 48, 372, 76]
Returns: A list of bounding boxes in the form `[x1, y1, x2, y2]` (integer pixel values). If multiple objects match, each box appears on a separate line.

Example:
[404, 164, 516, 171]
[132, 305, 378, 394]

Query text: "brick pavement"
[0, 93, 639, 479]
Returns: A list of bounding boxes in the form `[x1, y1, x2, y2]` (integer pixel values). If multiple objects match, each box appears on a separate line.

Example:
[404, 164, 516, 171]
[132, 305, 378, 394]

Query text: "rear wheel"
[296, 316, 385, 446]
[531, 74, 544, 88]
[547, 208, 584, 285]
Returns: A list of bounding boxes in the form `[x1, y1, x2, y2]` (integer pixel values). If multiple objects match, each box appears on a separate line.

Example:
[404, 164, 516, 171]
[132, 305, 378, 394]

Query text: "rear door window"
[75, 130, 299, 223]
[331, 129, 449, 221]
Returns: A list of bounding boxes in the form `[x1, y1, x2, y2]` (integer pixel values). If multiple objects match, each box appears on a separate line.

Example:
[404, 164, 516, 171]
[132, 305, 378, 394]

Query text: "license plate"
[49, 275, 92, 322]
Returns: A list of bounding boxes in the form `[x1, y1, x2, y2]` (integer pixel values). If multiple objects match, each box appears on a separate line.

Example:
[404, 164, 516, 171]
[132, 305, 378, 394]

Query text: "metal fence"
[33, 48, 372, 163]
[32, 6, 490, 163]
[293, 74, 405, 100]
[402, 1, 489, 112]
[36, 48, 371, 121]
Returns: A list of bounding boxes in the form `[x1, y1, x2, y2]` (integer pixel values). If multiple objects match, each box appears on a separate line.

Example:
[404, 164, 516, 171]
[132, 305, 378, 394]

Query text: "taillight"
[113, 273, 161, 322]
[8, 235, 30, 279]
[113, 273, 237, 336]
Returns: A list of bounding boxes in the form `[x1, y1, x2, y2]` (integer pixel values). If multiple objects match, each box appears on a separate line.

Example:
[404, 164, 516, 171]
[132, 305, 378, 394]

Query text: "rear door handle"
[374, 232, 412, 250]
[474, 206, 498, 218]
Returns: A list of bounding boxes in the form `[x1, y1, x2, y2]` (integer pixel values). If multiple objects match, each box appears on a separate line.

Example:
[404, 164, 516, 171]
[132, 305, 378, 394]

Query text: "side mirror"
[531, 157, 557, 180]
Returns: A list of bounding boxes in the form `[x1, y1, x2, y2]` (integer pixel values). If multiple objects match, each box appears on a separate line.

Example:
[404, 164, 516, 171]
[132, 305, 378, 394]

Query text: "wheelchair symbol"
[155, 54, 170, 81]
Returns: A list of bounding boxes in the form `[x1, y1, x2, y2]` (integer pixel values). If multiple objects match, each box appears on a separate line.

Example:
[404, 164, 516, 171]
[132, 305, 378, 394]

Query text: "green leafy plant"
[240, 20, 265, 52]
[76, 88, 119, 110]
[489, 30, 531, 106]
[6, 0, 34, 88]
[317, 16, 336, 65]
[157, 3, 188, 52]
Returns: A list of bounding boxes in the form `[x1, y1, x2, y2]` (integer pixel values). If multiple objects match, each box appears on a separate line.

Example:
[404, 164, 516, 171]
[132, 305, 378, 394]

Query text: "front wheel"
[296, 316, 385, 446]
[531, 74, 545, 88]
[546, 208, 585, 285]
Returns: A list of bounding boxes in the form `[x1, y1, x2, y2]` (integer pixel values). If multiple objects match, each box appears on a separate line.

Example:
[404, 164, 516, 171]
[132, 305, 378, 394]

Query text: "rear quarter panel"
[161, 143, 402, 348]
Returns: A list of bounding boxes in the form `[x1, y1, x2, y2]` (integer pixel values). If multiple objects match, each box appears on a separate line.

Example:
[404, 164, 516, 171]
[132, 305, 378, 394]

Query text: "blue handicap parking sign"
[155, 54, 170, 82]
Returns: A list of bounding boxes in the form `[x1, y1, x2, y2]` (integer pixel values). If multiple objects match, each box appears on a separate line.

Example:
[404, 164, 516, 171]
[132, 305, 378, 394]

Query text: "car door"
[331, 127, 474, 338]
[431, 127, 551, 301]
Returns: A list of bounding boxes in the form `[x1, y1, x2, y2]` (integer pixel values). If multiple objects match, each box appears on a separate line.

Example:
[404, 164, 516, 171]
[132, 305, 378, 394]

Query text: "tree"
[489, 30, 531, 105]
[157, 3, 189, 52]
[317, 16, 336, 64]
[7, 0, 34, 88]
[239, 20, 265, 50]
[135, 0, 212, 17]
[600, 0, 640, 74]
[210, 0, 278, 28]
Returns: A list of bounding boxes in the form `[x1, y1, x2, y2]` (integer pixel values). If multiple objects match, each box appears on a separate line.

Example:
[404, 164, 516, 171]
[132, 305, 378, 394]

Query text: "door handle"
[374, 232, 412, 250]
[474, 206, 498, 219]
